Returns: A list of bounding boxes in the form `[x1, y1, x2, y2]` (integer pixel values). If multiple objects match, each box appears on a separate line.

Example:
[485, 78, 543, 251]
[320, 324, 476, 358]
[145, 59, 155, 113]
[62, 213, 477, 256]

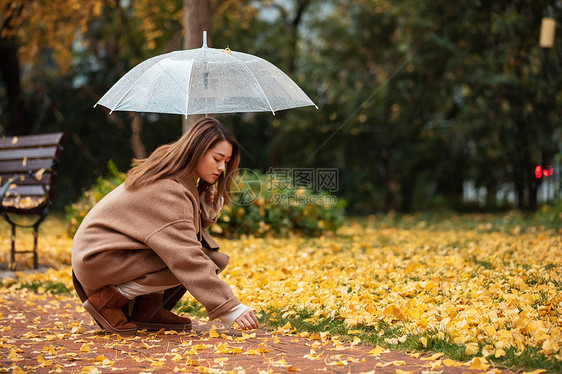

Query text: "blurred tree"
[182, 0, 211, 132]
[2, 0, 559, 214]
[212, 0, 317, 170]
[0, 0, 103, 135]
[275, 0, 561, 212]
[448, 0, 562, 210]
[281, 0, 465, 212]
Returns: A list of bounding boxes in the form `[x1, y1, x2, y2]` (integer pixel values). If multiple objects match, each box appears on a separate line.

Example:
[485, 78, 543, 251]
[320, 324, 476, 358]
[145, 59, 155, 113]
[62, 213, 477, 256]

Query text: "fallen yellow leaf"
[368, 346, 386, 356]
[421, 352, 444, 360]
[396, 370, 413, 374]
[468, 357, 490, 371]
[465, 342, 479, 356]
[443, 358, 466, 367]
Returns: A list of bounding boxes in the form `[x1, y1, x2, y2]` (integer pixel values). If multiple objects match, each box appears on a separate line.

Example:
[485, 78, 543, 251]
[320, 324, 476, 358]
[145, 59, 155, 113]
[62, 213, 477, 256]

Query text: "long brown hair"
[125, 117, 240, 207]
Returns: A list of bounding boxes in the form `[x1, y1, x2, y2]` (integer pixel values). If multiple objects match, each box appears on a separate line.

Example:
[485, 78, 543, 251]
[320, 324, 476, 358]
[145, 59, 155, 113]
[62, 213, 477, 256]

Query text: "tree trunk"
[382, 157, 400, 212]
[528, 173, 539, 211]
[485, 183, 497, 209]
[182, 0, 211, 133]
[112, 0, 147, 160]
[0, 39, 30, 135]
[400, 172, 417, 213]
[286, 0, 310, 74]
[513, 167, 525, 210]
[130, 114, 147, 159]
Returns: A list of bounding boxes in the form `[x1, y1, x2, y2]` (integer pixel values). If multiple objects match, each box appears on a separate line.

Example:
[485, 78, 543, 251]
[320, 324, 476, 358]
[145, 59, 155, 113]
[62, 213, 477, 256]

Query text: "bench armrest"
[0, 175, 18, 205]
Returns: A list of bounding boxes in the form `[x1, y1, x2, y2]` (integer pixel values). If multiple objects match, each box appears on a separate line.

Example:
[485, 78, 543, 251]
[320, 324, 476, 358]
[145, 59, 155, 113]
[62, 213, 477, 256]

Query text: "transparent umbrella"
[95, 32, 317, 117]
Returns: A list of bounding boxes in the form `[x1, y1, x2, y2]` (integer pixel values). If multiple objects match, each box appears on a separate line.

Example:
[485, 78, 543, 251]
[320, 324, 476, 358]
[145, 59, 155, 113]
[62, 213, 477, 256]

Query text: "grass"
[174, 299, 207, 317]
[18, 280, 72, 295]
[258, 306, 562, 373]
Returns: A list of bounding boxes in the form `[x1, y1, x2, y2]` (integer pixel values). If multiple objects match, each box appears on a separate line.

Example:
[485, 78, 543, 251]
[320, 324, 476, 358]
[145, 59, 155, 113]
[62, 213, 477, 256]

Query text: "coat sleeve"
[144, 192, 239, 320]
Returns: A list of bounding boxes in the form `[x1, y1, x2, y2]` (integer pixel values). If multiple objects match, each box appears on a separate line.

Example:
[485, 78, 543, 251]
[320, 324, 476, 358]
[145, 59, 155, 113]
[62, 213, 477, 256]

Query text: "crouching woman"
[71, 117, 259, 335]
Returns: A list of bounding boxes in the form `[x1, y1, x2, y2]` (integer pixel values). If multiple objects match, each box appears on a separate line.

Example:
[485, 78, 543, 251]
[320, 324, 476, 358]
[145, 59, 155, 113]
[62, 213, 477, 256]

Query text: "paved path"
[0, 288, 518, 373]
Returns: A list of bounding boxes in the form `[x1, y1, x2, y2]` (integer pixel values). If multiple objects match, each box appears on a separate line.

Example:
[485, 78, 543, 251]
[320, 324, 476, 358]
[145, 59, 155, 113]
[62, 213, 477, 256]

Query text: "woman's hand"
[235, 309, 259, 330]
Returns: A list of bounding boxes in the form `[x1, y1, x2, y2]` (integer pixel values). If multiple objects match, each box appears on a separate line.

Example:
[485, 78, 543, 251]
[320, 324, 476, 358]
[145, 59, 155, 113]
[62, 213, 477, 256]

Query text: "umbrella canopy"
[95, 32, 317, 117]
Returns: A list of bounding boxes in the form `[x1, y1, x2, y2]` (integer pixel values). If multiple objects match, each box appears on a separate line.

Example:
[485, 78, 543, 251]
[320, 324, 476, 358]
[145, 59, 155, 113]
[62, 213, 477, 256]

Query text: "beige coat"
[71, 175, 240, 321]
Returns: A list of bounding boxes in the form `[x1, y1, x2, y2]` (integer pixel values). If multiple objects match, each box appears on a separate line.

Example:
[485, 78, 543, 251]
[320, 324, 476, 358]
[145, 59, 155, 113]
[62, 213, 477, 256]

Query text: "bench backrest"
[0, 133, 66, 211]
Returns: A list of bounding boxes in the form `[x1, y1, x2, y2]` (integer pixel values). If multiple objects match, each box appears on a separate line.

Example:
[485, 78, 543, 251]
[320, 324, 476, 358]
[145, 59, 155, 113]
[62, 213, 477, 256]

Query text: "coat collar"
[175, 174, 200, 206]
[174, 174, 203, 237]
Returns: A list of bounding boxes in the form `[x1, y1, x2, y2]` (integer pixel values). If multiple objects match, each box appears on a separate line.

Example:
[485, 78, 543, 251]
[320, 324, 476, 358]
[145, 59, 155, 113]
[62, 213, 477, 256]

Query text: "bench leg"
[33, 224, 39, 269]
[10, 224, 16, 271]
[7, 222, 40, 270]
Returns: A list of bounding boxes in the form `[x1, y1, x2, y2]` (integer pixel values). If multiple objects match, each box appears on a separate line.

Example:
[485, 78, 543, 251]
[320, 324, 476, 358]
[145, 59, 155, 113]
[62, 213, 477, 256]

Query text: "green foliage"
[174, 300, 206, 318]
[215, 171, 346, 237]
[533, 199, 562, 230]
[65, 166, 346, 238]
[65, 160, 126, 237]
[18, 280, 72, 295]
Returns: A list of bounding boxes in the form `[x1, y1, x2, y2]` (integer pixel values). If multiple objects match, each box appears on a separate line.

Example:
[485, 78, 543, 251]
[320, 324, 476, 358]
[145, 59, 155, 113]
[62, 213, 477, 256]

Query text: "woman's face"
[194, 140, 232, 184]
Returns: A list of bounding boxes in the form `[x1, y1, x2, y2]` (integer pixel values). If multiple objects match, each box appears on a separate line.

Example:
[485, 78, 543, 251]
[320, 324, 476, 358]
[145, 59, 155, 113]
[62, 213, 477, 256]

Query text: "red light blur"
[536, 165, 554, 179]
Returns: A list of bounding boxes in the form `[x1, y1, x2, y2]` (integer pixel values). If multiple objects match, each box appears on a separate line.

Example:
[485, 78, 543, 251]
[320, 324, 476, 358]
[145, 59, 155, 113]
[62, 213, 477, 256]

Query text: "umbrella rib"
[185, 48, 204, 117]
[149, 60, 193, 117]
[107, 56, 168, 113]
[224, 53, 276, 115]
[110, 53, 192, 114]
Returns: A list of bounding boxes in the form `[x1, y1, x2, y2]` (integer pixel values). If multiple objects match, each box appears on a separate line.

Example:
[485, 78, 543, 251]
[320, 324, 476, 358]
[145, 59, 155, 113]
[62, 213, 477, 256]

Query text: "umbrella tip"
[202, 31, 208, 48]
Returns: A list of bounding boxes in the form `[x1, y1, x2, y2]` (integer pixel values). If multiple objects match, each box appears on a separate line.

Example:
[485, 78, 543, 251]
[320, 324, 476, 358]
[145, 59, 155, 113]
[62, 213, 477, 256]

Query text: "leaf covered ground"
[0, 213, 560, 373]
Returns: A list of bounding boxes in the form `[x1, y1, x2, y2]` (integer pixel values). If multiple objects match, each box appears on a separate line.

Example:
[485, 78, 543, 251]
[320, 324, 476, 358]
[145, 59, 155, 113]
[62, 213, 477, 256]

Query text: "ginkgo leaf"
[215, 343, 231, 354]
[80, 367, 101, 374]
[368, 346, 386, 356]
[35, 168, 46, 180]
[468, 357, 490, 371]
[495, 348, 506, 358]
[9, 348, 23, 362]
[421, 352, 444, 361]
[376, 361, 406, 367]
[465, 343, 479, 356]
[443, 358, 466, 367]
[10, 366, 25, 374]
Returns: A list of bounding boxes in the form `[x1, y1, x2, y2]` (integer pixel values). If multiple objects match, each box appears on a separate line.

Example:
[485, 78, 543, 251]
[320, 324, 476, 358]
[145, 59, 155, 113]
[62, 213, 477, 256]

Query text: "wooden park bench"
[0, 133, 66, 269]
